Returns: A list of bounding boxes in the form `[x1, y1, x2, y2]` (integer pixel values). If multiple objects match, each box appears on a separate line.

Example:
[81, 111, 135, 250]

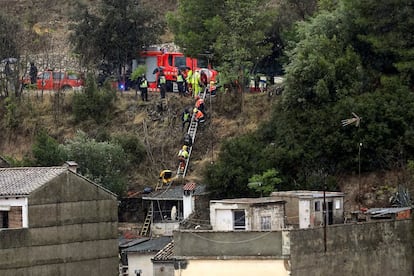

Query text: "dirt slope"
[0, 90, 275, 192]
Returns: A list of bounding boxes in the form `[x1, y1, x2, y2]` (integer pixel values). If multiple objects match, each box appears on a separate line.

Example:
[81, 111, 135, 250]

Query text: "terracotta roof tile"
[183, 182, 196, 191]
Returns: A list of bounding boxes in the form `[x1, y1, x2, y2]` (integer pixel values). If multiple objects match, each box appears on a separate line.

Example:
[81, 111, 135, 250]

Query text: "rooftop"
[271, 190, 345, 199]
[142, 184, 207, 200]
[366, 207, 412, 217]
[152, 240, 174, 261]
[0, 167, 68, 196]
[123, 236, 172, 254]
[210, 197, 285, 205]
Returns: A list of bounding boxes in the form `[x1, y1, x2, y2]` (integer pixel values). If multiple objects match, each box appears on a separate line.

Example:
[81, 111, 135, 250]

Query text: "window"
[261, 216, 271, 230]
[53, 72, 64, 80]
[314, 201, 321, 212]
[39, 72, 51, 80]
[335, 199, 341, 209]
[233, 210, 246, 230]
[0, 211, 9, 228]
[175, 57, 186, 68]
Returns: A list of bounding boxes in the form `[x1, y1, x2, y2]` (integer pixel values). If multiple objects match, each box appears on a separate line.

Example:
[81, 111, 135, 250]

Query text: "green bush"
[32, 129, 67, 166]
[111, 133, 146, 166]
[63, 131, 129, 197]
[72, 74, 116, 124]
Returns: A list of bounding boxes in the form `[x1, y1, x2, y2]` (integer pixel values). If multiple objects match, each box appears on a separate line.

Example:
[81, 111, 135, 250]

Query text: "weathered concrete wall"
[251, 203, 285, 231]
[152, 221, 180, 236]
[0, 171, 119, 276]
[174, 230, 285, 257]
[273, 196, 300, 226]
[289, 220, 412, 276]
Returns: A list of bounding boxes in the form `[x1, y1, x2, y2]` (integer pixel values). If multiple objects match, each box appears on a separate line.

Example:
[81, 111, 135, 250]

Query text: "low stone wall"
[289, 219, 413, 276]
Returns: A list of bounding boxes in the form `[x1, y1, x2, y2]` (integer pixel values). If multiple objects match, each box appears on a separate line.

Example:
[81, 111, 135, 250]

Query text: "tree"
[63, 131, 129, 196]
[343, 0, 414, 88]
[111, 133, 146, 166]
[168, 0, 275, 83]
[204, 134, 265, 199]
[0, 12, 20, 60]
[203, 0, 414, 194]
[248, 169, 282, 197]
[32, 130, 67, 166]
[70, 0, 165, 73]
[167, 0, 223, 58]
[72, 73, 117, 123]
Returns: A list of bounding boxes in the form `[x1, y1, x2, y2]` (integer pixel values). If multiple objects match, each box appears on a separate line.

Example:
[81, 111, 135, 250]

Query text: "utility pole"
[341, 112, 362, 211]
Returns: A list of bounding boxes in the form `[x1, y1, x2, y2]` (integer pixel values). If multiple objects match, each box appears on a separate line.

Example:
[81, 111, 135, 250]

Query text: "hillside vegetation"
[0, 89, 274, 191]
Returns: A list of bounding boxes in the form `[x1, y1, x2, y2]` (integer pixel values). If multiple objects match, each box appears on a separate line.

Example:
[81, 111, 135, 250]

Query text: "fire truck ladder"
[177, 86, 208, 178]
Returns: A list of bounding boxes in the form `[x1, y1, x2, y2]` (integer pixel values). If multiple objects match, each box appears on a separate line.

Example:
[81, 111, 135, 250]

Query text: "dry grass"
[0, 89, 276, 191]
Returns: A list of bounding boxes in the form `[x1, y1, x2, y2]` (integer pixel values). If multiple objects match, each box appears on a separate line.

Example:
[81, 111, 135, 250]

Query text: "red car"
[36, 70, 84, 91]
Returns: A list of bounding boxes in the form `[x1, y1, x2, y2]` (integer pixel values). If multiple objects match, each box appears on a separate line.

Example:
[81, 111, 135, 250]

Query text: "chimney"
[64, 161, 78, 173]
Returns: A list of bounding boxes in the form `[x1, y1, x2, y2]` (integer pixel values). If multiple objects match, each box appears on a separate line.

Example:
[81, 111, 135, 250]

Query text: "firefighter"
[139, 74, 148, 101]
[209, 80, 217, 95]
[193, 108, 205, 123]
[184, 133, 193, 148]
[186, 69, 193, 94]
[181, 107, 191, 131]
[195, 96, 205, 113]
[158, 70, 167, 99]
[177, 70, 185, 97]
[177, 145, 189, 174]
[193, 70, 201, 98]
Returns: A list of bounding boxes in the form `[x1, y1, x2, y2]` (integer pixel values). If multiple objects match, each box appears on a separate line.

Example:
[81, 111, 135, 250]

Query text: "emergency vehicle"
[25, 70, 85, 91]
[138, 47, 217, 91]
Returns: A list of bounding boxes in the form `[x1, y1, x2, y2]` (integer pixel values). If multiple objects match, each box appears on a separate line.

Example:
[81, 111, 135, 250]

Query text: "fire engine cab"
[138, 47, 217, 91]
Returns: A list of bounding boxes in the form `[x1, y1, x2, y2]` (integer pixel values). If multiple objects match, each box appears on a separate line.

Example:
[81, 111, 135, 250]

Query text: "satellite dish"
[171, 206, 177, 221]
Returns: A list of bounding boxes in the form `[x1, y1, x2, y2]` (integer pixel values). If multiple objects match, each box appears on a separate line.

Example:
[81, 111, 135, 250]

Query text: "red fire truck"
[138, 48, 217, 91]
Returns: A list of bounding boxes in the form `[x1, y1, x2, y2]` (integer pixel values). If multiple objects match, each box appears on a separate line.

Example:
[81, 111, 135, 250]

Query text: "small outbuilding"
[209, 197, 286, 231]
[271, 190, 345, 228]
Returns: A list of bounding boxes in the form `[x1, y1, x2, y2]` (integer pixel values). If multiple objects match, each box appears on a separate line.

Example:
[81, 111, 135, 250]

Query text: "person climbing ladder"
[177, 145, 189, 175]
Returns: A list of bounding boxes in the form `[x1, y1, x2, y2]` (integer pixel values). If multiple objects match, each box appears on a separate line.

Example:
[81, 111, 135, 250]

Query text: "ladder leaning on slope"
[141, 86, 209, 237]
[177, 86, 208, 178]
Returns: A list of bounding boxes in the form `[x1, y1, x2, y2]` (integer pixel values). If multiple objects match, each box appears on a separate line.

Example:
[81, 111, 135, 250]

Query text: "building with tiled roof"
[121, 236, 173, 276]
[0, 166, 119, 276]
[152, 240, 175, 276]
[141, 183, 209, 236]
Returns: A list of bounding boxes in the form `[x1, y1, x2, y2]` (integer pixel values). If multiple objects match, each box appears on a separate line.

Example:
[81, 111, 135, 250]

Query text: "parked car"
[25, 70, 85, 91]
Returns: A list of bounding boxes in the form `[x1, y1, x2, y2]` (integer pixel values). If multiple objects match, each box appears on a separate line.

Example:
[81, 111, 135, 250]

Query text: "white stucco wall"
[183, 194, 194, 219]
[210, 203, 246, 231]
[0, 197, 28, 227]
[210, 201, 285, 231]
[299, 199, 310, 229]
[174, 259, 290, 276]
[127, 253, 153, 276]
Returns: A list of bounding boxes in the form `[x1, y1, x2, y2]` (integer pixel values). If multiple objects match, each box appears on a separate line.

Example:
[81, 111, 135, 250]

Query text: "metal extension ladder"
[177, 86, 208, 177]
[140, 204, 153, 236]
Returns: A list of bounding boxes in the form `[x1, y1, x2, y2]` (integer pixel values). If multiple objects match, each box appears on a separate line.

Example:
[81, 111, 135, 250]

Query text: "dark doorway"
[328, 202, 334, 225]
